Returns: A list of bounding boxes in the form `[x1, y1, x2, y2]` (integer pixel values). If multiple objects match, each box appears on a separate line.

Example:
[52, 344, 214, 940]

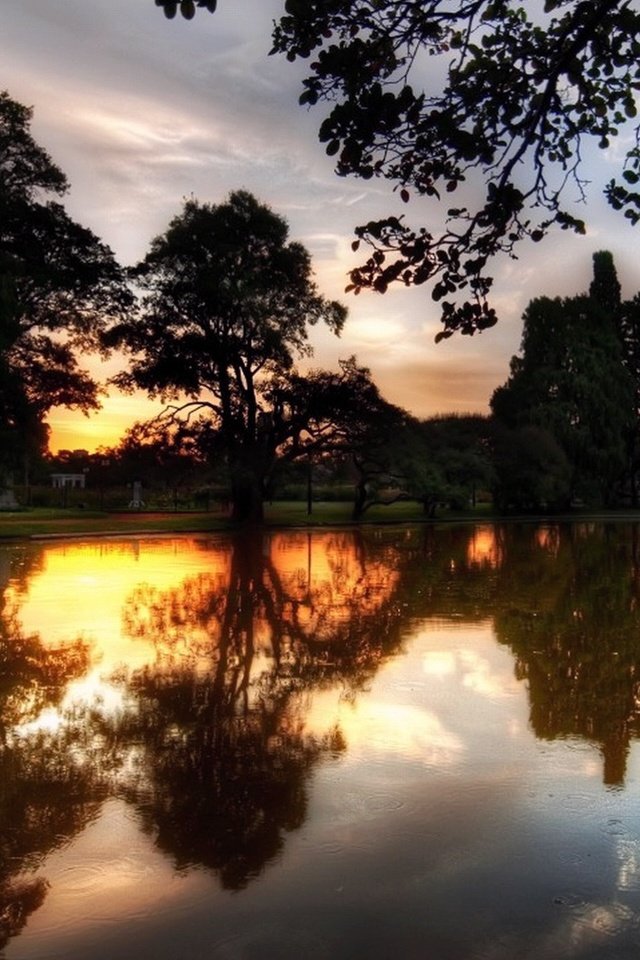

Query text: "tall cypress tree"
[589, 250, 622, 315]
[491, 255, 634, 507]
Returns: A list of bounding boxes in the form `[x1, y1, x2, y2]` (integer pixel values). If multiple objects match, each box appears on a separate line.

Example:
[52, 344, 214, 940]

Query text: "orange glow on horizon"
[47, 393, 164, 453]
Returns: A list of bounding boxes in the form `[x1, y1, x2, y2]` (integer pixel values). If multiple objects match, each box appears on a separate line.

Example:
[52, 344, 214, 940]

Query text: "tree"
[155, 1, 640, 338]
[114, 419, 211, 510]
[416, 415, 494, 513]
[270, 357, 416, 519]
[490, 423, 572, 512]
[106, 191, 348, 522]
[618, 294, 640, 502]
[491, 258, 635, 505]
[0, 91, 131, 483]
[589, 249, 622, 315]
[589, 250, 640, 503]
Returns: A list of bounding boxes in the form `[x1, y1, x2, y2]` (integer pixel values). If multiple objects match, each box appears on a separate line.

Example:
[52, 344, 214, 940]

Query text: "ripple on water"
[211, 926, 333, 960]
[329, 786, 411, 825]
[571, 901, 636, 940]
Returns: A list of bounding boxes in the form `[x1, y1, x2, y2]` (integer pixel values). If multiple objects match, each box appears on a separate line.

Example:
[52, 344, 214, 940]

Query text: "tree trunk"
[351, 480, 367, 521]
[231, 472, 264, 523]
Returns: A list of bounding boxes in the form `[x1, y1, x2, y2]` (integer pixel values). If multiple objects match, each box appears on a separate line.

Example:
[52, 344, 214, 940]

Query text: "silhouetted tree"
[590, 252, 640, 502]
[105, 191, 351, 522]
[114, 419, 210, 509]
[416, 415, 494, 514]
[0, 91, 131, 484]
[491, 258, 635, 505]
[490, 423, 572, 513]
[273, 359, 414, 519]
[589, 249, 622, 315]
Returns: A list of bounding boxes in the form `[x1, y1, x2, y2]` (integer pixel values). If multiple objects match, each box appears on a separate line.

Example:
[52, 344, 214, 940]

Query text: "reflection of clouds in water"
[15, 706, 63, 738]
[336, 702, 464, 767]
[460, 650, 519, 700]
[422, 648, 519, 700]
[616, 837, 640, 892]
[570, 902, 636, 945]
[422, 650, 456, 678]
[63, 671, 128, 717]
[303, 687, 464, 767]
[494, 901, 637, 960]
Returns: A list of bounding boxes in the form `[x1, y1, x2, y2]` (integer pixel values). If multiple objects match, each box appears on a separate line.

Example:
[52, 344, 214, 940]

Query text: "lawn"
[0, 499, 455, 539]
[6, 499, 631, 541]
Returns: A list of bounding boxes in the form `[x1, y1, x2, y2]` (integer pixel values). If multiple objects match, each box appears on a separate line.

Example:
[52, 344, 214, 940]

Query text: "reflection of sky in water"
[2, 529, 640, 960]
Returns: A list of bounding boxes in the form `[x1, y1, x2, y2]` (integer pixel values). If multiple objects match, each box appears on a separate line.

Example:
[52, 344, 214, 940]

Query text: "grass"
[0, 499, 482, 540]
[1, 499, 635, 541]
[0, 507, 233, 539]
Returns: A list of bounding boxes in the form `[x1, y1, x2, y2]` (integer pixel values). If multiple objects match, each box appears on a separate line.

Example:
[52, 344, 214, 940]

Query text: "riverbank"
[0, 501, 479, 539]
[1, 501, 639, 540]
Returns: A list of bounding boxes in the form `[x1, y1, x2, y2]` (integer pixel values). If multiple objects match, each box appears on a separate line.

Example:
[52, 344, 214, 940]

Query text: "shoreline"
[2, 505, 640, 543]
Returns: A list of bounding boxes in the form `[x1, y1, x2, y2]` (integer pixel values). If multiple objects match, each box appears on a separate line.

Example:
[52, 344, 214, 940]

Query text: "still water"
[1, 522, 640, 959]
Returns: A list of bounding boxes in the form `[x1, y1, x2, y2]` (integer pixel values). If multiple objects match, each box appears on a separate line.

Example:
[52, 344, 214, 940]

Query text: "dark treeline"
[3, 89, 640, 520]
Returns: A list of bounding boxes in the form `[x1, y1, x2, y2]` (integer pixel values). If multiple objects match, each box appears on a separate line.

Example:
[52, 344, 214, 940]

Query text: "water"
[1, 523, 639, 959]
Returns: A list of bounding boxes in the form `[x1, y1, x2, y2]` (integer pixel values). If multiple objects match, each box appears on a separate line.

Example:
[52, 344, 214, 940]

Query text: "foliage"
[415, 415, 494, 513]
[276, 0, 640, 337]
[270, 357, 415, 518]
[0, 91, 131, 473]
[491, 256, 635, 506]
[105, 190, 362, 522]
[154, 0, 640, 336]
[154, 0, 217, 18]
[490, 423, 572, 512]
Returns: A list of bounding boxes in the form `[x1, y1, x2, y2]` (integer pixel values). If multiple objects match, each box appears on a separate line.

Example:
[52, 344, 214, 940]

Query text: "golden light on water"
[9, 533, 400, 732]
[466, 525, 502, 568]
[3, 525, 638, 959]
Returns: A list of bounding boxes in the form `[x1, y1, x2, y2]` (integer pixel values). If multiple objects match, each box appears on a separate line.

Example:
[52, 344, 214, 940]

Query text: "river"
[0, 523, 639, 959]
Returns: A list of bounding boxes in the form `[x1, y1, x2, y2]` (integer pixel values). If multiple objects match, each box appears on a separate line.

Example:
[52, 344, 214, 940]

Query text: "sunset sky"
[5, 0, 640, 452]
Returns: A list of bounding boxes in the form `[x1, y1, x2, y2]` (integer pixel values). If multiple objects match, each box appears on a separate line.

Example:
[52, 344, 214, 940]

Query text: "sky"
[4, 0, 640, 452]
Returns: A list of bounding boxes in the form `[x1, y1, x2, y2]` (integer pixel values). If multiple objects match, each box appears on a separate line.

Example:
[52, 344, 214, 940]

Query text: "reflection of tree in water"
[0, 545, 101, 949]
[3, 521, 640, 947]
[402, 523, 640, 786]
[111, 530, 408, 889]
[491, 523, 640, 786]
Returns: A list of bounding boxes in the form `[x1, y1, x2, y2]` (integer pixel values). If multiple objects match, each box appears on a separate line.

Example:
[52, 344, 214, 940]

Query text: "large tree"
[0, 91, 131, 483]
[106, 190, 353, 522]
[491, 256, 635, 505]
[155, 0, 640, 338]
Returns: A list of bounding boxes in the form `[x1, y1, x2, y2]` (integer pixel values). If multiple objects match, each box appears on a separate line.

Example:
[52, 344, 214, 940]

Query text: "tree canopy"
[154, 0, 640, 339]
[491, 251, 636, 507]
[106, 190, 360, 521]
[0, 91, 131, 476]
